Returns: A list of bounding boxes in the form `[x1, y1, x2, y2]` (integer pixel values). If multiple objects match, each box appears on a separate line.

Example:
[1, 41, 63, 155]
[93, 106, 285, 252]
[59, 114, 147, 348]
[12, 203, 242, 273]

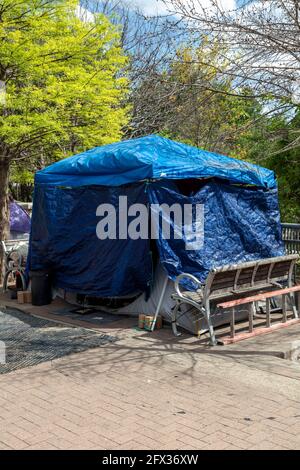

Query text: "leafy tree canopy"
[0, 0, 129, 250]
[0, 0, 129, 170]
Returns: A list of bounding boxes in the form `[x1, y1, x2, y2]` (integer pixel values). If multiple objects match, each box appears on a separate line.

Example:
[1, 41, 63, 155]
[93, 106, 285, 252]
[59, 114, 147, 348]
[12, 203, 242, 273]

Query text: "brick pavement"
[1, 315, 300, 450]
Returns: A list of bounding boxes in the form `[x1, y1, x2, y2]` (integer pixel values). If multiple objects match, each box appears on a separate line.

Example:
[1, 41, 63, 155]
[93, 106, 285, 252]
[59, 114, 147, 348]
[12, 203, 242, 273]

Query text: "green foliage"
[0, 0, 129, 168]
[266, 114, 300, 222]
[10, 167, 34, 185]
[232, 108, 300, 222]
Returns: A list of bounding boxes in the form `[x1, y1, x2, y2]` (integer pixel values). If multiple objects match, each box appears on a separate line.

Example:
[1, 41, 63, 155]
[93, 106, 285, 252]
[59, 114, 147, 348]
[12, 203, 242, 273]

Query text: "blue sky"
[132, 0, 237, 15]
[83, 1, 240, 17]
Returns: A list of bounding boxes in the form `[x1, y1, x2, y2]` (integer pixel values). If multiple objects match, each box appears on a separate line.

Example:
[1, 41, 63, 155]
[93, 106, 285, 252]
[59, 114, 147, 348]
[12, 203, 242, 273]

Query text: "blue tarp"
[35, 135, 276, 189]
[29, 135, 283, 297]
[30, 184, 153, 296]
[148, 181, 285, 285]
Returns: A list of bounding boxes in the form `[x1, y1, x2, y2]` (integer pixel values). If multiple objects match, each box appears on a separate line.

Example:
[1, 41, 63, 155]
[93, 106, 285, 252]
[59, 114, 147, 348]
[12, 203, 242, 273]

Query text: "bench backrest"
[204, 254, 299, 300]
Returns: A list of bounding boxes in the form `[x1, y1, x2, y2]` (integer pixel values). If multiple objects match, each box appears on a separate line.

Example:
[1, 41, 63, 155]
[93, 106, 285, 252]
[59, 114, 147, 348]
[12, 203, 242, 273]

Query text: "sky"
[79, 1, 239, 18]
[131, 0, 237, 16]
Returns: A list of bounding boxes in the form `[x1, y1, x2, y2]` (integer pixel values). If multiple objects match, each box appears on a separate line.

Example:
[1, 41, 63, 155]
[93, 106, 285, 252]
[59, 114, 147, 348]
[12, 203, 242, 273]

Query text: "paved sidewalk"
[1, 312, 300, 450]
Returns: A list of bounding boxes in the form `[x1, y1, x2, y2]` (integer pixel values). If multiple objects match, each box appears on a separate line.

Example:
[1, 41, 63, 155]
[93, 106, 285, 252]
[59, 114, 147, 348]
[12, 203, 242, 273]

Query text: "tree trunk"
[0, 157, 10, 283]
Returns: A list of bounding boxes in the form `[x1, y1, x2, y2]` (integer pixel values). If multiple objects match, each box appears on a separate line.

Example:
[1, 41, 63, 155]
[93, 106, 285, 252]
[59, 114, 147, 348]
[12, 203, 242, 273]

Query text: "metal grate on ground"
[0, 308, 117, 374]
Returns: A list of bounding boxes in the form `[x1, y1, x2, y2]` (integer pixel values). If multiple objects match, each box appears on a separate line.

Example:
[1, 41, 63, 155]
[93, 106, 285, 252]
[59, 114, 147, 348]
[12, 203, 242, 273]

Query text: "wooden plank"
[255, 265, 270, 275]
[219, 318, 300, 345]
[213, 271, 237, 282]
[210, 282, 276, 300]
[237, 271, 255, 281]
[270, 265, 293, 277]
[210, 279, 239, 291]
[217, 285, 300, 309]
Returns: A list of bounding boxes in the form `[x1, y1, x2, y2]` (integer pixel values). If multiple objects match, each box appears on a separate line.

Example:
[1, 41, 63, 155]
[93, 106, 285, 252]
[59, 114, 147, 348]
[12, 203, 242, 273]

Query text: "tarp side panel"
[30, 184, 152, 297]
[148, 181, 285, 284]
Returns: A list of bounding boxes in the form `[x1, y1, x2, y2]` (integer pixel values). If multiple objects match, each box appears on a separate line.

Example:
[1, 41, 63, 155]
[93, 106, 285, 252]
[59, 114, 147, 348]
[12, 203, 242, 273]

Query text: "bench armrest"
[175, 273, 203, 298]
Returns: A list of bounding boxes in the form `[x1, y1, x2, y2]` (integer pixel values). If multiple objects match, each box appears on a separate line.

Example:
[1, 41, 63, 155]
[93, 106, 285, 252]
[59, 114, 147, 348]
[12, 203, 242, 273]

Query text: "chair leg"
[171, 302, 182, 337]
[282, 294, 287, 322]
[249, 303, 254, 333]
[287, 292, 299, 319]
[203, 302, 217, 346]
[266, 298, 271, 328]
[230, 307, 235, 338]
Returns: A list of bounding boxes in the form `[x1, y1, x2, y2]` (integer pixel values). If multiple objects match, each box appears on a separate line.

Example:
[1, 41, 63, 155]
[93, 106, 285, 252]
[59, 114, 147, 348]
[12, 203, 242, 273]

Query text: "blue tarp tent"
[29, 135, 284, 298]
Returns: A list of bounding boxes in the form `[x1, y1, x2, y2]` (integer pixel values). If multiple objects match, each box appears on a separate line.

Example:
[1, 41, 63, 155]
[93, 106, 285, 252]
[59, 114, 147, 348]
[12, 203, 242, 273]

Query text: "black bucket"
[29, 270, 52, 306]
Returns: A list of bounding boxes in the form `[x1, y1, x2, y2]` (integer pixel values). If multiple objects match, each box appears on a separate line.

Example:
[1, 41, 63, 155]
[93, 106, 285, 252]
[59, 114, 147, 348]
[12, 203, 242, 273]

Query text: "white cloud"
[131, 0, 170, 15]
[132, 0, 236, 16]
[75, 5, 95, 22]
[75, 1, 237, 19]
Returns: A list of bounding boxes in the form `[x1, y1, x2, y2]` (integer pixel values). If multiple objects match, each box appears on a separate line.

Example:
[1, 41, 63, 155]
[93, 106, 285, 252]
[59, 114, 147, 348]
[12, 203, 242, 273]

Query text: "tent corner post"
[151, 274, 169, 332]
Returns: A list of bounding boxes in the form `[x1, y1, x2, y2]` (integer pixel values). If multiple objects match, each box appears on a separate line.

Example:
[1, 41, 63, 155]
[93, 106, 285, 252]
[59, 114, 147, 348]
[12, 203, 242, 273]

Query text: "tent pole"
[151, 274, 169, 331]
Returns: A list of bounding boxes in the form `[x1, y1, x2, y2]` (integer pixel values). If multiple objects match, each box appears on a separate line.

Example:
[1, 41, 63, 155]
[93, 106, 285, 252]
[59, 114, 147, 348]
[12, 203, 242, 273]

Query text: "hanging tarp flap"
[148, 181, 285, 284]
[30, 184, 152, 296]
[35, 135, 276, 189]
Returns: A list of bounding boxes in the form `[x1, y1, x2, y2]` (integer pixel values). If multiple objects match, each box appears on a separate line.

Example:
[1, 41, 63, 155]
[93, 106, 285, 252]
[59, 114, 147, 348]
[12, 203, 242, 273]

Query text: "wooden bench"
[171, 254, 299, 346]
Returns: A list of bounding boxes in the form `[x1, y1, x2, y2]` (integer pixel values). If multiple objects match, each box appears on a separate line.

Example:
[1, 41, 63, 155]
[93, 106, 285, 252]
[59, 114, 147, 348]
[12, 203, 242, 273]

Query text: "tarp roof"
[35, 135, 276, 189]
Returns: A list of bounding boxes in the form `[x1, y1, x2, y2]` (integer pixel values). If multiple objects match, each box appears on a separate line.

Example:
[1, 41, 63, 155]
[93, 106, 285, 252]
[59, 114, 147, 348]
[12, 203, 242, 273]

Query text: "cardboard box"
[17, 291, 32, 304]
[17, 291, 25, 304]
[24, 291, 32, 303]
[138, 314, 145, 329]
[156, 315, 163, 329]
[144, 315, 162, 331]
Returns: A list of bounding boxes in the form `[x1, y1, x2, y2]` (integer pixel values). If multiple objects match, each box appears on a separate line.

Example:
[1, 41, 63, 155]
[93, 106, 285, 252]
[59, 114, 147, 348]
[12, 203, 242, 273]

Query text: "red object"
[219, 319, 300, 345]
[217, 285, 300, 309]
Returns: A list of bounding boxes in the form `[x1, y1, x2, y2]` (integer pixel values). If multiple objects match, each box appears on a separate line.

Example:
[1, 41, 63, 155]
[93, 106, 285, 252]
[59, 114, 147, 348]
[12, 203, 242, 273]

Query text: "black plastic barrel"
[30, 270, 52, 306]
